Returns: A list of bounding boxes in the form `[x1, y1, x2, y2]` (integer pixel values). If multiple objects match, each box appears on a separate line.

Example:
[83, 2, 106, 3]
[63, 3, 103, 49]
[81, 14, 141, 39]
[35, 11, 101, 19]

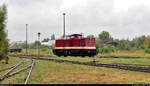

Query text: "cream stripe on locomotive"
[55, 47, 96, 49]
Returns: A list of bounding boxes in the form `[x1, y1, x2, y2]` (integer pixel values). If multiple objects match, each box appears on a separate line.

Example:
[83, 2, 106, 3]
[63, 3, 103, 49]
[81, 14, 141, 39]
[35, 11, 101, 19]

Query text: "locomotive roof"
[67, 34, 82, 37]
[59, 34, 83, 40]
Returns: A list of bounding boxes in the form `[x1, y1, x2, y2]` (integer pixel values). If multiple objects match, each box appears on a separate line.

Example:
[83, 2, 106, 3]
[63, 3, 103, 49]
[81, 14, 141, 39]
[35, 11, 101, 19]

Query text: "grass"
[41, 56, 150, 65]
[4, 49, 150, 84]
[29, 60, 150, 84]
[98, 50, 150, 58]
[0, 56, 20, 69]
[10, 48, 150, 65]
[1, 57, 150, 84]
[0, 57, 32, 84]
[0, 68, 30, 84]
[17, 49, 53, 56]
[10, 49, 150, 58]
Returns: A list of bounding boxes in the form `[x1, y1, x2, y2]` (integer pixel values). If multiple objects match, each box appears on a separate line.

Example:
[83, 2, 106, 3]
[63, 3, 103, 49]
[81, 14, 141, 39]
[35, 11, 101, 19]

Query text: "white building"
[41, 40, 55, 46]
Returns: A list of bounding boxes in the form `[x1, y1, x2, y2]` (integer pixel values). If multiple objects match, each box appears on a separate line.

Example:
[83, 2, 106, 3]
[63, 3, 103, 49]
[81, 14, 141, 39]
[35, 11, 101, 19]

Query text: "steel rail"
[9, 54, 150, 59]
[98, 56, 150, 59]
[19, 56, 150, 73]
[0, 58, 23, 72]
[0, 60, 29, 72]
[9, 54, 56, 58]
[0, 58, 34, 83]
[0, 65, 16, 72]
[7, 64, 31, 78]
[0, 60, 22, 81]
[24, 60, 35, 84]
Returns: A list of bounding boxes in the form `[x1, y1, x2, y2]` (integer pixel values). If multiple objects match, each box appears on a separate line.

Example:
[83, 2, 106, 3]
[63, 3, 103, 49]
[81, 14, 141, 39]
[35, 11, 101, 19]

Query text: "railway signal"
[26, 24, 28, 55]
[63, 13, 66, 38]
[38, 32, 41, 58]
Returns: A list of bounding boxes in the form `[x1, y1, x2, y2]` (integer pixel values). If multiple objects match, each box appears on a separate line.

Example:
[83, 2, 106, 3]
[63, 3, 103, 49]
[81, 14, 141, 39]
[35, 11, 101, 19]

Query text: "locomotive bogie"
[53, 49, 97, 57]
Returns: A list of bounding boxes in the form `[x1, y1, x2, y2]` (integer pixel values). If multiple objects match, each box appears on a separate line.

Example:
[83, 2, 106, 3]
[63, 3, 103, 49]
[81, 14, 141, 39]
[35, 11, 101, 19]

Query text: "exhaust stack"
[63, 13, 66, 38]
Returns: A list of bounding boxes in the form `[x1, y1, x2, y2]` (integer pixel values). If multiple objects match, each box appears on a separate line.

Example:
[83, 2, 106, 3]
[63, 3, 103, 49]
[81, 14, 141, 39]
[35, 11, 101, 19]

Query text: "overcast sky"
[1, 0, 150, 43]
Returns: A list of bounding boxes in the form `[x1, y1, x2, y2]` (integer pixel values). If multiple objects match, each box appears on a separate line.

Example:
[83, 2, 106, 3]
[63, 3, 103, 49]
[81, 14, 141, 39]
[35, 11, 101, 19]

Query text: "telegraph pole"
[63, 13, 66, 38]
[38, 32, 41, 58]
[26, 24, 28, 55]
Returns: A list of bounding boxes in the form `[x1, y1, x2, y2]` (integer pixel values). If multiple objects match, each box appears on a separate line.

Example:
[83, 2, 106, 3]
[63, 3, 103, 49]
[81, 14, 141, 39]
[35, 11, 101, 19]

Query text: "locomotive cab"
[53, 34, 98, 57]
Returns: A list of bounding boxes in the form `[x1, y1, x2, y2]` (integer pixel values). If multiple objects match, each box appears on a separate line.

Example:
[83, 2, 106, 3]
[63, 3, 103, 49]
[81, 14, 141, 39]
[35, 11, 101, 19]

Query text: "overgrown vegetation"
[144, 48, 150, 54]
[98, 46, 117, 54]
[0, 4, 8, 60]
[95, 30, 150, 54]
[2, 57, 150, 84]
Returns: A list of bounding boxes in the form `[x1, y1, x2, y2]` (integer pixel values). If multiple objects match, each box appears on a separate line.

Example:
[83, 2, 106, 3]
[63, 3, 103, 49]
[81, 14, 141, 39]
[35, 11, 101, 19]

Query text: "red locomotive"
[52, 34, 98, 57]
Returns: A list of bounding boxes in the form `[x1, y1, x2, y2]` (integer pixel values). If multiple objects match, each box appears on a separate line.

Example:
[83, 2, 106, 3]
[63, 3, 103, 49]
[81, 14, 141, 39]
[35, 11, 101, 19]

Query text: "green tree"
[33, 40, 41, 49]
[19, 41, 26, 49]
[117, 39, 130, 50]
[42, 38, 50, 42]
[144, 37, 150, 49]
[0, 4, 8, 60]
[95, 38, 102, 48]
[131, 35, 146, 49]
[98, 31, 113, 44]
[87, 35, 94, 38]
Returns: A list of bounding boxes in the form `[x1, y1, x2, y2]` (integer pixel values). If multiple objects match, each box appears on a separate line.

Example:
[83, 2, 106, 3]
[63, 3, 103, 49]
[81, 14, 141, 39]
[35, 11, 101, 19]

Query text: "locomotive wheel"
[64, 55, 67, 57]
[89, 55, 92, 57]
[57, 55, 61, 57]
[81, 55, 85, 57]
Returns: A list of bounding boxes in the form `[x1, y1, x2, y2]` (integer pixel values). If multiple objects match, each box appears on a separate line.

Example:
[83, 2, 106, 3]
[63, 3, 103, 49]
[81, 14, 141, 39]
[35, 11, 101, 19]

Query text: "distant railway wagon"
[53, 34, 98, 57]
[9, 49, 22, 53]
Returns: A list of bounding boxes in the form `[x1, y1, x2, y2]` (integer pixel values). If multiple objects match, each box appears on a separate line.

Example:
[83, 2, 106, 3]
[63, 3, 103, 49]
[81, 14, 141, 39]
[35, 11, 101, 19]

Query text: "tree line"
[89, 31, 150, 53]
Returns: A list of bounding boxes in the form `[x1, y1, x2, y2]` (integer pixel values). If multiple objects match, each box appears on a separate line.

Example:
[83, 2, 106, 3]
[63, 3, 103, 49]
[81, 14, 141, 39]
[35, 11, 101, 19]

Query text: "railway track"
[9, 54, 54, 58]
[0, 57, 35, 84]
[9, 54, 150, 59]
[16, 55, 150, 73]
[98, 56, 150, 59]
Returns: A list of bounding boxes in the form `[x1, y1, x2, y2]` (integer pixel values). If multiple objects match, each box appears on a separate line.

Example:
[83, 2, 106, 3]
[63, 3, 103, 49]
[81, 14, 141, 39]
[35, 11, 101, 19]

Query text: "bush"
[98, 46, 117, 54]
[144, 48, 150, 54]
[41, 48, 47, 52]
[0, 54, 4, 60]
[110, 47, 117, 52]
[99, 48, 109, 53]
[140, 45, 145, 49]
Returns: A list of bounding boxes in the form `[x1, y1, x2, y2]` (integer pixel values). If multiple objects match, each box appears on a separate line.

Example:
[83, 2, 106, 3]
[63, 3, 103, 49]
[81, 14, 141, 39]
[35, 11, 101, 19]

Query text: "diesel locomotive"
[52, 34, 98, 57]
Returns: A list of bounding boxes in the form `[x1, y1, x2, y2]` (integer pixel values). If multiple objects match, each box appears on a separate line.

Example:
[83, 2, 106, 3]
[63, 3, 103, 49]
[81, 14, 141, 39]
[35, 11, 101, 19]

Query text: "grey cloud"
[64, 0, 116, 38]
[108, 5, 150, 39]
[8, 0, 62, 9]
[7, 0, 63, 42]
[7, 0, 150, 43]
[66, 1, 150, 40]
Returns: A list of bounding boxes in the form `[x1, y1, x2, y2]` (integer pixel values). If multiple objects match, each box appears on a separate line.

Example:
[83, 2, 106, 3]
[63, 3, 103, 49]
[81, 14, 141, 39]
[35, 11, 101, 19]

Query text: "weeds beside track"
[0, 57, 35, 84]
[14, 55, 150, 73]
[9, 54, 150, 59]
